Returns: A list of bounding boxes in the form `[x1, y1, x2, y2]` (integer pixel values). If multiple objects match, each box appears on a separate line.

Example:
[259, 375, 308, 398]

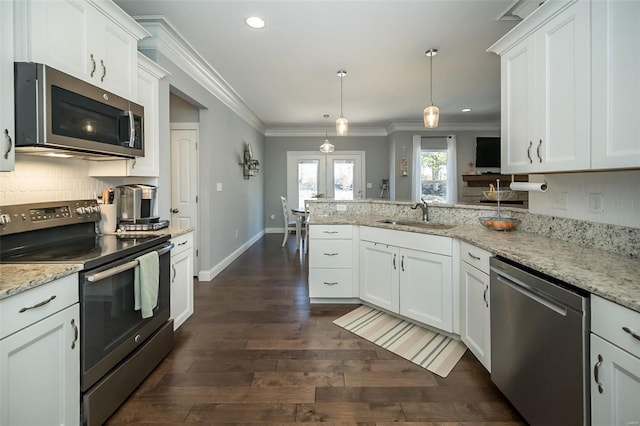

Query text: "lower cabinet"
[0, 275, 80, 426]
[170, 232, 194, 330]
[308, 225, 358, 301]
[359, 226, 453, 333]
[591, 295, 640, 424]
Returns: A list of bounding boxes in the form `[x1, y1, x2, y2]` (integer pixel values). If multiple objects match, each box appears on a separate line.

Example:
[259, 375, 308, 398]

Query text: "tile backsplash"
[0, 156, 155, 205]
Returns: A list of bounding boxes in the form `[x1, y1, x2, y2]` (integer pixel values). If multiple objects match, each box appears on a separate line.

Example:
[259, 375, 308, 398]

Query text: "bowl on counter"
[482, 190, 514, 201]
[479, 216, 519, 232]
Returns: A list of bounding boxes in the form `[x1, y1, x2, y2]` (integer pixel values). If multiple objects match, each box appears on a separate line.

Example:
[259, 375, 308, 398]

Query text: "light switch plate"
[216, 183, 223, 192]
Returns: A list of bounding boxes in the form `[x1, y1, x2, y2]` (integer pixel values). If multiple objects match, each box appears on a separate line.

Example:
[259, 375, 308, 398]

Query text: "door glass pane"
[420, 150, 448, 202]
[298, 160, 319, 208]
[333, 159, 355, 200]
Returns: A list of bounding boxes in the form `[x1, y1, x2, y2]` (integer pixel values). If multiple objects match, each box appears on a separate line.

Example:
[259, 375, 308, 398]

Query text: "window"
[412, 135, 457, 204]
[420, 150, 448, 203]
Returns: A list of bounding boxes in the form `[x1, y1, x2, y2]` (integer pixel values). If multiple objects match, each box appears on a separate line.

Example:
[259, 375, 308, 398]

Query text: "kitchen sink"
[378, 219, 456, 230]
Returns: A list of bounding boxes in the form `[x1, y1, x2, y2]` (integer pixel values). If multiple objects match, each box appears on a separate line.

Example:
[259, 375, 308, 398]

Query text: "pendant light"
[336, 69, 348, 136]
[319, 114, 335, 153]
[423, 49, 440, 128]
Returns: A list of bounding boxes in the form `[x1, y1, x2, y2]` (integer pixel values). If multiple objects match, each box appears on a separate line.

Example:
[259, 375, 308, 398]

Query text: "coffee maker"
[116, 184, 168, 230]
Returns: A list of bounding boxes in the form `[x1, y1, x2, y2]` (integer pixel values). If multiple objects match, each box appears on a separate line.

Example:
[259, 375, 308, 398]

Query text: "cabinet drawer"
[0, 274, 78, 339]
[309, 225, 352, 239]
[460, 241, 492, 275]
[309, 269, 353, 298]
[171, 232, 194, 256]
[309, 240, 353, 268]
[592, 295, 640, 359]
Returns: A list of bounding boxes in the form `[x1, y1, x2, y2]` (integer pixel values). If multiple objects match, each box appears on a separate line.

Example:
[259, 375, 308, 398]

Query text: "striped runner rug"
[333, 305, 467, 378]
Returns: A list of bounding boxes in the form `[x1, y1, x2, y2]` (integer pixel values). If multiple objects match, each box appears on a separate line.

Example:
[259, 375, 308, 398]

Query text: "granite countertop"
[0, 264, 83, 301]
[310, 214, 640, 313]
[0, 226, 195, 301]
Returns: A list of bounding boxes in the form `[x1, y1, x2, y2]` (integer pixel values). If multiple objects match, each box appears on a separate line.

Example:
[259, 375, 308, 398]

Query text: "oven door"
[80, 242, 172, 391]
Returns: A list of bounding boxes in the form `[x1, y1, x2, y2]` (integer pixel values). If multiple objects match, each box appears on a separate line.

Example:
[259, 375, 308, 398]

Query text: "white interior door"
[287, 151, 365, 209]
[170, 124, 198, 274]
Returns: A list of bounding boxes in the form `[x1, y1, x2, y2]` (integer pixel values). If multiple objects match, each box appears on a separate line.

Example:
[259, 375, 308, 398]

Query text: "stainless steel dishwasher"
[490, 257, 589, 426]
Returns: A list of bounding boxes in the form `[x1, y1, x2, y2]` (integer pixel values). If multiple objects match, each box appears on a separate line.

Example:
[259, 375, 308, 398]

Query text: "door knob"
[171, 208, 179, 213]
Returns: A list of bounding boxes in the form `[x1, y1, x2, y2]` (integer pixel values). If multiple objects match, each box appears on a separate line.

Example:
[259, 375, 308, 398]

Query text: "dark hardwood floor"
[107, 234, 525, 425]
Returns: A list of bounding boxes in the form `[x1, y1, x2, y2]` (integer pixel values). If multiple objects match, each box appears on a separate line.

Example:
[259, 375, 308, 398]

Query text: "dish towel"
[134, 251, 159, 319]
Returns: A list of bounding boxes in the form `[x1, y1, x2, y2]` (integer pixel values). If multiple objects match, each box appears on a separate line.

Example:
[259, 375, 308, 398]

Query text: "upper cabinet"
[89, 54, 169, 177]
[591, 0, 640, 169]
[0, 0, 15, 171]
[13, 0, 150, 100]
[490, 0, 639, 173]
[490, 0, 590, 174]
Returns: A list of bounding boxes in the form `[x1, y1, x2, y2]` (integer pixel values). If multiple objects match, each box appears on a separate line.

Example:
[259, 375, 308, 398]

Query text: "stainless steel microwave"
[14, 62, 144, 159]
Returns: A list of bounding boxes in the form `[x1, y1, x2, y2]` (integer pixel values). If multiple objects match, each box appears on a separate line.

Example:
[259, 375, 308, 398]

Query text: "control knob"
[75, 207, 87, 215]
[0, 214, 11, 225]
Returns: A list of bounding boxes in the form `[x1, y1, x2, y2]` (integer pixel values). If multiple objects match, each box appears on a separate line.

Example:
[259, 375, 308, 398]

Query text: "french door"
[287, 152, 365, 209]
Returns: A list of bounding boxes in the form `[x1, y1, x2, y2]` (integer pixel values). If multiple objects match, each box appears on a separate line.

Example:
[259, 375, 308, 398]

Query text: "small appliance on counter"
[116, 184, 169, 231]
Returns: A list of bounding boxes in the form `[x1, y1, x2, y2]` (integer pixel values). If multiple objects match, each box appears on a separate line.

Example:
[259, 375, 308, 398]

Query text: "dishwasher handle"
[493, 270, 568, 317]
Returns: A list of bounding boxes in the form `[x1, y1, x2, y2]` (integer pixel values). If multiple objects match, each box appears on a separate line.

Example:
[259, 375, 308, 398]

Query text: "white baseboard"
[265, 227, 286, 234]
[197, 230, 265, 281]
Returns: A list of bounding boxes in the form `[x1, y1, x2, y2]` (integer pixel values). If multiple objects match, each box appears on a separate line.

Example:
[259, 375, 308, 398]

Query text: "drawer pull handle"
[527, 141, 533, 164]
[323, 282, 339, 286]
[71, 319, 78, 350]
[90, 53, 96, 77]
[323, 231, 338, 234]
[19, 295, 56, 313]
[537, 139, 543, 163]
[393, 253, 397, 270]
[401, 255, 405, 272]
[468, 252, 481, 261]
[178, 241, 188, 246]
[323, 252, 338, 256]
[622, 326, 640, 342]
[594, 354, 604, 394]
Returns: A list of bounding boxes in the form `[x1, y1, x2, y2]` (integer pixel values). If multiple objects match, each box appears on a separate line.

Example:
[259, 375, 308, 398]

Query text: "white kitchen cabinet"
[170, 232, 194, 330]
[0, 274, 80, 426]
[359, 240, 399, 312]
[591, 0, 640, 169]
[459, 242, 492, 372]
[89, 54, 169, 177]
[0, 0, 15, 172]
[13, 0, 148, 100]
[359, 226, 453, 333]
[399, 247, 452, 331]
[490, 0, 590, 174]
[308, 225, 359, 301]
[591, 295, 640, 425]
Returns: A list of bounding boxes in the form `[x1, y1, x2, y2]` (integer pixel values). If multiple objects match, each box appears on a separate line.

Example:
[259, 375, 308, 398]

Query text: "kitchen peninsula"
[306, 199, 640, 312]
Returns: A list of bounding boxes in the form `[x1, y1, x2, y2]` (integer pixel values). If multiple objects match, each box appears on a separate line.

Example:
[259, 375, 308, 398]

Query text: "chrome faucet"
[411, 198, 429, 222]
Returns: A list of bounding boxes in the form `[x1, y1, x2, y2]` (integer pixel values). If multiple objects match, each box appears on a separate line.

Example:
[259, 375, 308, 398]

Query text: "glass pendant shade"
[336, 117, 348, 136]
[319, 138, 335, 153]
[423, 105, 440, 128]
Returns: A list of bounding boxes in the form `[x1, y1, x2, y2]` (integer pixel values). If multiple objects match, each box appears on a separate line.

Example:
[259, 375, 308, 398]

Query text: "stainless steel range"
[0, 200, 174, 426]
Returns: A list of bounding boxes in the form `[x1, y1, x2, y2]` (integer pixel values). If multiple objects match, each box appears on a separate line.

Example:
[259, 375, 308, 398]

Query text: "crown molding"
[386, 120, 501, 133]
[265, 126, 389, 138]
[134, 16, 266, 134]
[87, 0, 151, 40]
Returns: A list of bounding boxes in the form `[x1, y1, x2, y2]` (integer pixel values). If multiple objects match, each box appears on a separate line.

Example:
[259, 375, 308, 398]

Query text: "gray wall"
[263, 135, 388, 229]
[169, 92, 200, 122]
[390, 130, 500, 201]
[145, 51, 265, 275]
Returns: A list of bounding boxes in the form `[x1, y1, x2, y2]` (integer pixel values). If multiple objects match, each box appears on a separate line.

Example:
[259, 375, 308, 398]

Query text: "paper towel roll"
[509, 181, 548, 192]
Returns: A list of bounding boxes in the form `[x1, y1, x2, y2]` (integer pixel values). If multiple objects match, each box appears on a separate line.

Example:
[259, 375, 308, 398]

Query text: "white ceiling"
[114, 0, 521, 132]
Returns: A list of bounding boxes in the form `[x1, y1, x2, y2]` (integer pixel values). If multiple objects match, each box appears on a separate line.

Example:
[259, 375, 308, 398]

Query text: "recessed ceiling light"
[245, 16, 265, 29]
[461, 108, 472, 112]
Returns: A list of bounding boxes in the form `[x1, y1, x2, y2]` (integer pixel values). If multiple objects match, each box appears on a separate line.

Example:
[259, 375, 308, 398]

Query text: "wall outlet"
[216, 182, 223, 192]
[270, 214, 275, 220]
[590, 193, 604, 213]
[336, 204, 347, 212]
[366, 182, 372, 189]
[235, 229, 238, 238]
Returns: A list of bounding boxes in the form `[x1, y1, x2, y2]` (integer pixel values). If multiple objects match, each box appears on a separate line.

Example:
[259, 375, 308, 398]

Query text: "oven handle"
[86, 243, 174, 283]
